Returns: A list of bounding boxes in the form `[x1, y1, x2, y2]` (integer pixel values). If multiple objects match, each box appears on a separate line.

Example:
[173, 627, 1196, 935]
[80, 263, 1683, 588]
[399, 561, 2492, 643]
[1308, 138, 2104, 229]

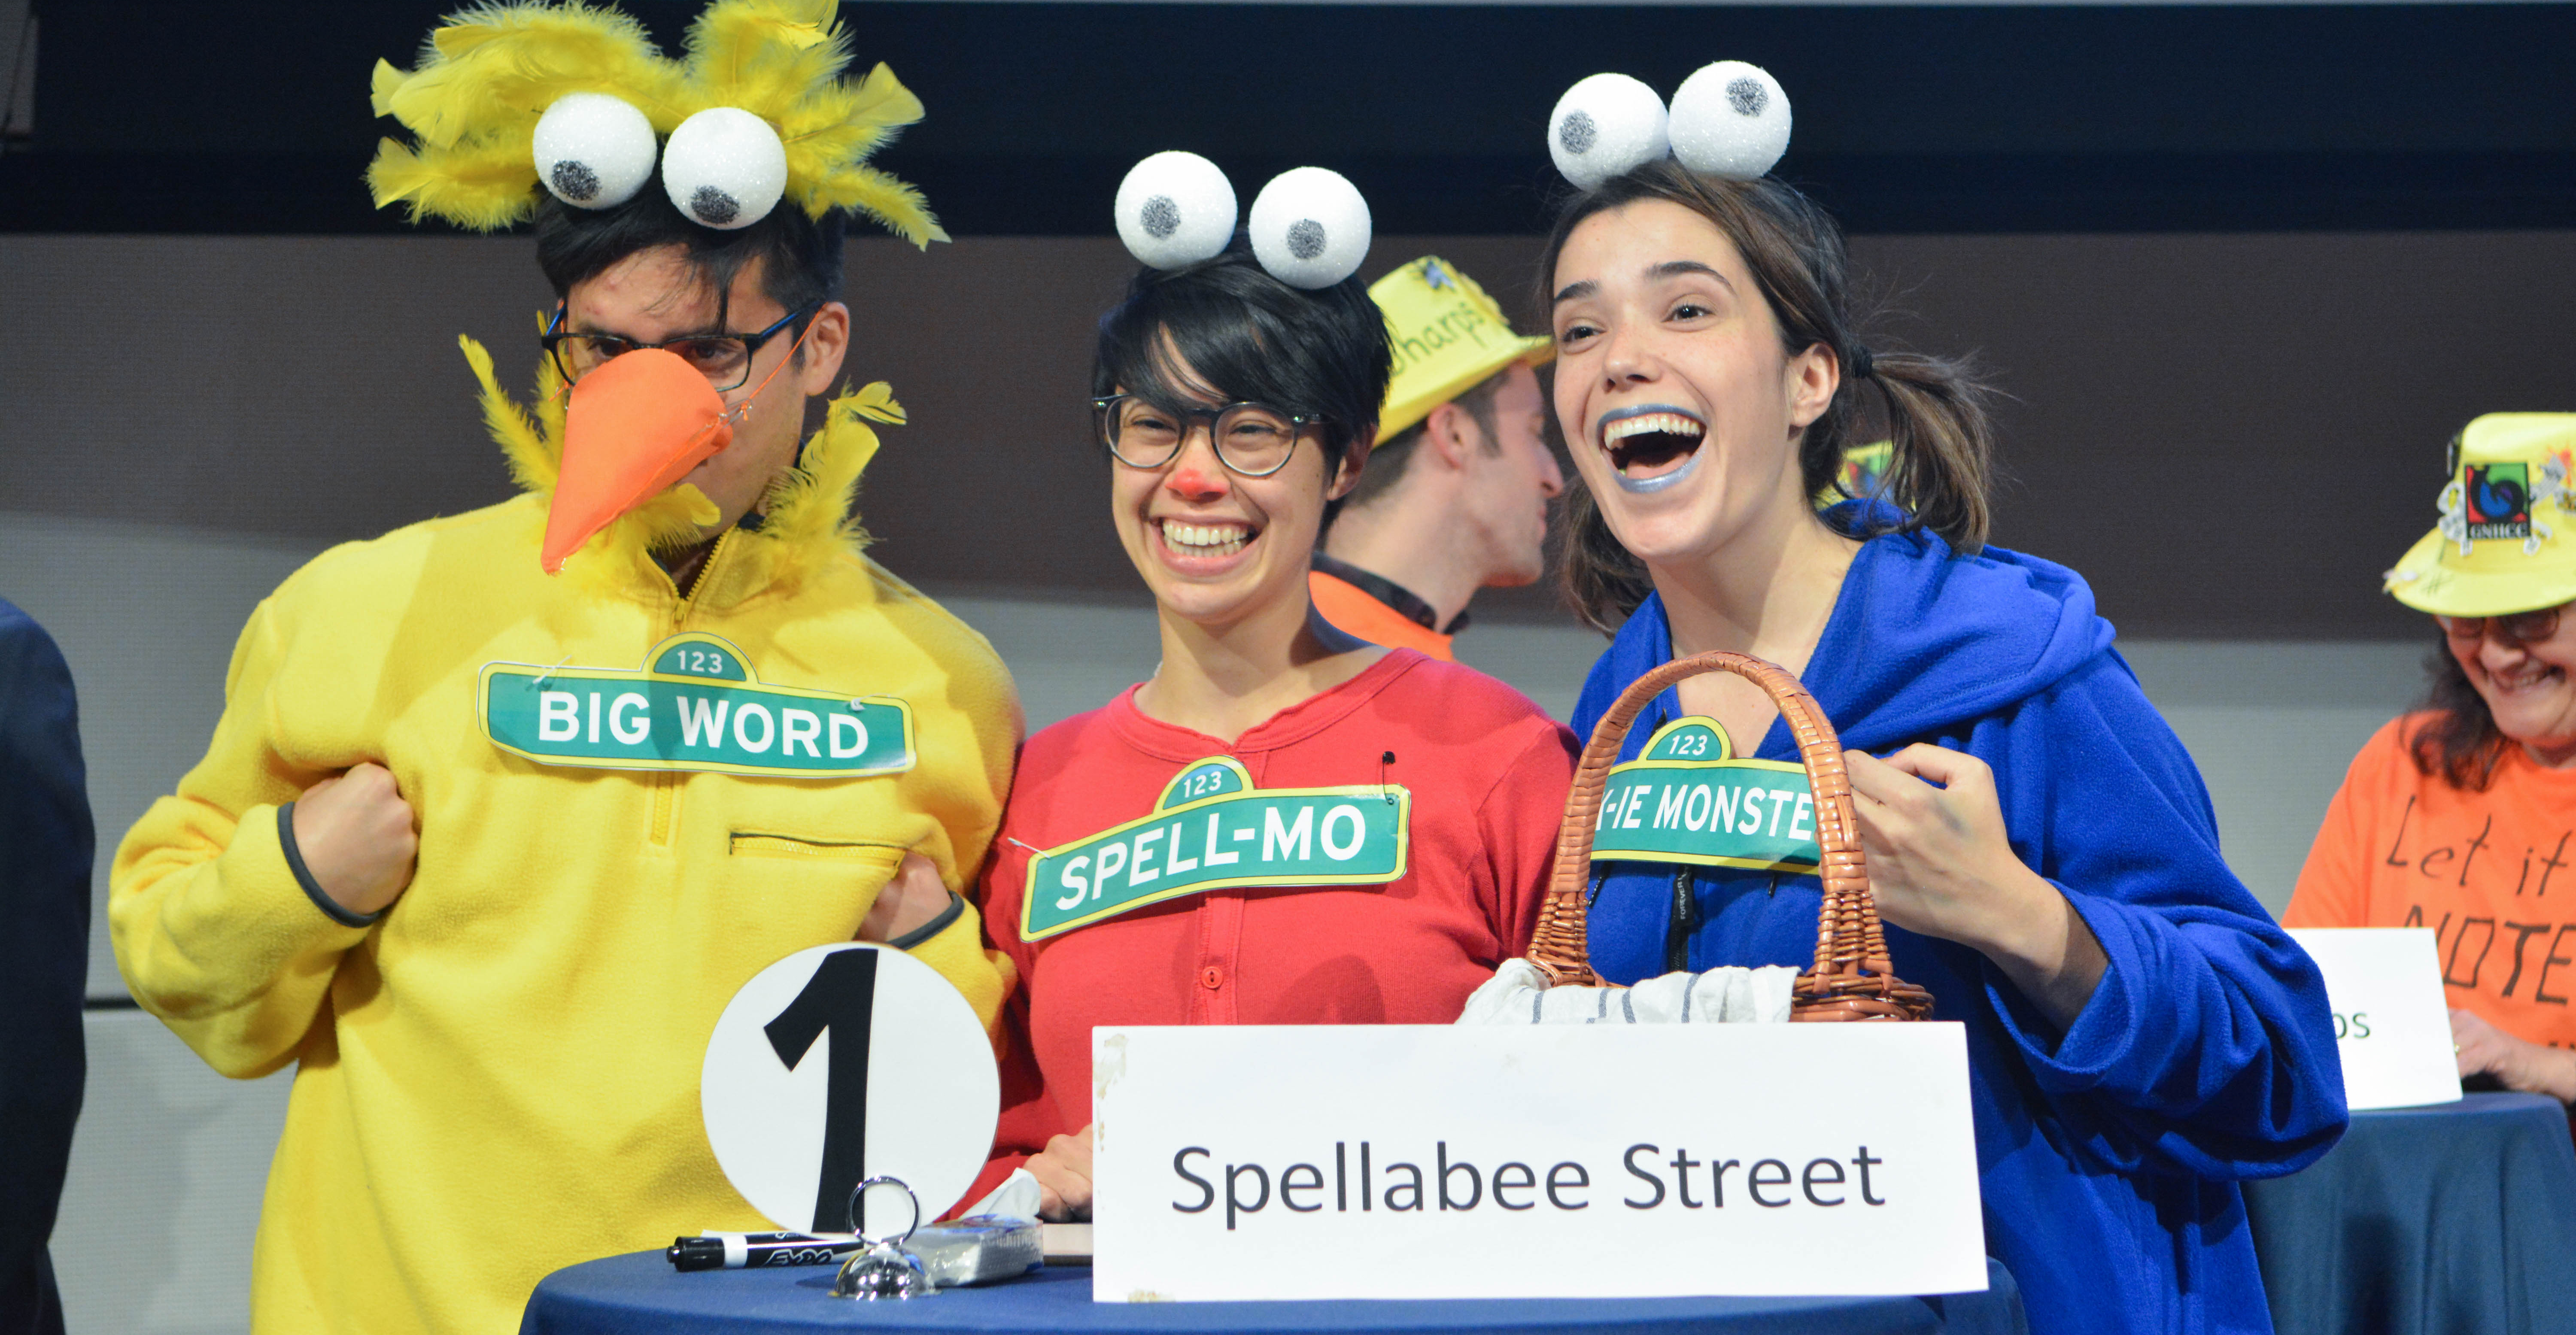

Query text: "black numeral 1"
[764, 949, 878, 1231]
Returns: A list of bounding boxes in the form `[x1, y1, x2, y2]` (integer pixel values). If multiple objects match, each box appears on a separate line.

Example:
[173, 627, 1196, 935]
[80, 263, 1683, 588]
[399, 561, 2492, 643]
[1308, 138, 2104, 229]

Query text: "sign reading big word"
[1092, 1024, 1986, 1302]
[702, 945, 997, 1234]
[1021, 757, 1411, 941]
[1592, 718, 1820, 872]
[480, 632, 913, 778]
[2286, 928, 2462, 1110]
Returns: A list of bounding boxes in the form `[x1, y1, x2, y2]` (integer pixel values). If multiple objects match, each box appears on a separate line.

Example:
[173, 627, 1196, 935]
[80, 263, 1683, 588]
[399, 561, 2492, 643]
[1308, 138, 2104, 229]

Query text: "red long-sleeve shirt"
[973, 649, 1577, 1187]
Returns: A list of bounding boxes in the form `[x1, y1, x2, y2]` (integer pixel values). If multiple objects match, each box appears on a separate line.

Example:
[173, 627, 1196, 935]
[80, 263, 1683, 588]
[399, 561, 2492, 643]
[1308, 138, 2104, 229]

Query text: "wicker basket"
[1525, 651, 1934, 1022]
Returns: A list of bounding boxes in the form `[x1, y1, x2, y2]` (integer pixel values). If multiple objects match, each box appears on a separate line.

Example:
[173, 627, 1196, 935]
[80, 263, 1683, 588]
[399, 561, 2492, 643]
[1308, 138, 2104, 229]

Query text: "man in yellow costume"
[108, 5, 1017, 1332]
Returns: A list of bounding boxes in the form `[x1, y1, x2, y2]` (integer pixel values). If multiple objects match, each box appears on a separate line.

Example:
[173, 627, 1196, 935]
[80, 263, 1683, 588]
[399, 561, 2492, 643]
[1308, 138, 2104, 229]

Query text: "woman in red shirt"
[974, 234, 1578, 1220]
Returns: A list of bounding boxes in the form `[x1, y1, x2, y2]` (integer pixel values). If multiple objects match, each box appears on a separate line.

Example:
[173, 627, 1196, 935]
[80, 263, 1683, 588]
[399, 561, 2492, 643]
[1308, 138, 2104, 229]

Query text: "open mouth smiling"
[2488, 659, 2564, 695]
[1159, 518, 1255, 558]
[1599, 404, 1707, 494]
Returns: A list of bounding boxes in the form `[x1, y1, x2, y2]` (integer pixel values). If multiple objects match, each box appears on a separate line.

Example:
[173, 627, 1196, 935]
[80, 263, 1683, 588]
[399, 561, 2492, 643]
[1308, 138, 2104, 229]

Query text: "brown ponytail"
[1539, 161, 2000, 635]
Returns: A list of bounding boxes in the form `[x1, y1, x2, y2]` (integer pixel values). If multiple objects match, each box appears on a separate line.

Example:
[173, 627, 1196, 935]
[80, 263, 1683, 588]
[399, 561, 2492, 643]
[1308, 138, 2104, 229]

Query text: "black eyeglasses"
[1091, 394, 1322, 478]
[541, 303, 817, 392]
[2436, 607, 2564, 645]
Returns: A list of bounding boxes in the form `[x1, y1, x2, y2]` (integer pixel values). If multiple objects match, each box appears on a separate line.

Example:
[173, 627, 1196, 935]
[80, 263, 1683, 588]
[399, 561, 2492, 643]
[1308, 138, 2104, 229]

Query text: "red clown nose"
[543, 349, 734, 574]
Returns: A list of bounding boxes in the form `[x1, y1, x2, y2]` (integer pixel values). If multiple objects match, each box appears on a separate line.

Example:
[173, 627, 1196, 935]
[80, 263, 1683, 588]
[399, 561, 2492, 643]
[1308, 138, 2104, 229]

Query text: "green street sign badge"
[1591, 717, 1820, 873]
[479, 633, 914, 778]
[1021, 757, 1411, 941]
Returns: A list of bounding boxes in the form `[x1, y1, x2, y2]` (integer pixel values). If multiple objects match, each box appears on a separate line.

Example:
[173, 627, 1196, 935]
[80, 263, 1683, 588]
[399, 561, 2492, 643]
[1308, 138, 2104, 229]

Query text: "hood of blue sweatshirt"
[1576, 503, 2123, 759]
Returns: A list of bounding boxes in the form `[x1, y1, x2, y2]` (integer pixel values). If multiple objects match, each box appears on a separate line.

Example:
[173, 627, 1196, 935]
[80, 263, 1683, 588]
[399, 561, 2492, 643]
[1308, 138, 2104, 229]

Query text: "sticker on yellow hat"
[2385, 413, 2576, 618]
[1371, 256, 1553, 442]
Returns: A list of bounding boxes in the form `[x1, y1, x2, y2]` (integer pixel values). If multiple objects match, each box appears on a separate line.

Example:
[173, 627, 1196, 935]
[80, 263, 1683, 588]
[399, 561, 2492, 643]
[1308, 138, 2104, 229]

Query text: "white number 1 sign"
[702, 944, 998, 1232]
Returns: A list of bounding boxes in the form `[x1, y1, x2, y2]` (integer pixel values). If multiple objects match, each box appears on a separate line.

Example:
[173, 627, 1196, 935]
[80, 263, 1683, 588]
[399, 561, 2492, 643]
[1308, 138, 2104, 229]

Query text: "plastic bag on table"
[1455, 958, 1797, 1024]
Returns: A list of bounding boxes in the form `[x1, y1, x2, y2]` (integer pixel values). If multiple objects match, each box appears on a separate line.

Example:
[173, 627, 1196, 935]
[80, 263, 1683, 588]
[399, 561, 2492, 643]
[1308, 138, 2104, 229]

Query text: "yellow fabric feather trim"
[674, 1, 943, 246]
[370, 0, 940, 245]
[460, 334, 557, 493]
[757, 383, 893, 580]
[368, 3, 680, 230]
[395, 4, 680, 146]
[456, 334, 886, 600]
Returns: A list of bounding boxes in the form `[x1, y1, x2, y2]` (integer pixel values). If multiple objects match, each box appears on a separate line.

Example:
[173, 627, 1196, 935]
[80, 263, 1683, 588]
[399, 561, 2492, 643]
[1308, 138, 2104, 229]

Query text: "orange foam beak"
[542, 349, 734, 573]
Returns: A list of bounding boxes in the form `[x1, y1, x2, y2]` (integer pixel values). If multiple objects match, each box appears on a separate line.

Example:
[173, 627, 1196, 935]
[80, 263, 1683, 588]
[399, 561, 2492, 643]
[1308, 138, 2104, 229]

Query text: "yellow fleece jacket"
[110, 364, 1019, 1335]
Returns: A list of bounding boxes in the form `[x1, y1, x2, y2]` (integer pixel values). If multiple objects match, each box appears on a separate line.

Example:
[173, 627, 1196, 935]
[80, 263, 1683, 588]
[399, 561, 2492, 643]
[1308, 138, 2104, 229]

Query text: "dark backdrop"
[10, 3, 2576, 234]
[5, 229, 2566, 637]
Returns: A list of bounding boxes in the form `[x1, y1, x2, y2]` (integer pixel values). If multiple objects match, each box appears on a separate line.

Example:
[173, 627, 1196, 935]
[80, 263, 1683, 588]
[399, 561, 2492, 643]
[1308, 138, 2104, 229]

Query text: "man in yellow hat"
[2286, 412, 2576, 1105]
[1311, 256, 1561, 661]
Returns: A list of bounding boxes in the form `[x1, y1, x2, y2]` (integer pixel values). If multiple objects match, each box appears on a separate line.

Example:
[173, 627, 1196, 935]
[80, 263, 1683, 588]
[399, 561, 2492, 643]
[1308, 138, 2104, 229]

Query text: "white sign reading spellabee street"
[2287, 927, 2462, 1111]
[1091, 1024, 1986, 1302]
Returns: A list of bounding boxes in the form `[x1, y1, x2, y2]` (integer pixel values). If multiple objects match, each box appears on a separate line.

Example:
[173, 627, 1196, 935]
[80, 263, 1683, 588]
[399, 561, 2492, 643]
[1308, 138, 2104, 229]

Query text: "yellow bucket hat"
[2386, 413, 2576, 617]
[1370, 256, 1553, 442]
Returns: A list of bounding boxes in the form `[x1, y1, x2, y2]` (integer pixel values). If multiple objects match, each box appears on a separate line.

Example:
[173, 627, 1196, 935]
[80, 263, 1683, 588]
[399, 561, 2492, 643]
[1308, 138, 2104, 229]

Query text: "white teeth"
[1604, 413, 1707, 445]
[1160, 519, 1251, 555]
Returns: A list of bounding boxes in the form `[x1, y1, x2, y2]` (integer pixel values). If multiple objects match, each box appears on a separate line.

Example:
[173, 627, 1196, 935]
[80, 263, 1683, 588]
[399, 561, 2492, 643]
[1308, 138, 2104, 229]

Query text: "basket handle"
[1524, 650, 1930, 1022]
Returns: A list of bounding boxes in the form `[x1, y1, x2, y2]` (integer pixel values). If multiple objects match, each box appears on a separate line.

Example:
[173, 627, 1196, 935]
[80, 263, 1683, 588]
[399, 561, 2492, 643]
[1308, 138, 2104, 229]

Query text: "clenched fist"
[1028, 1123, 1096, 1221]
[859, 852, 953, 943]
[292, 762, 419, 917]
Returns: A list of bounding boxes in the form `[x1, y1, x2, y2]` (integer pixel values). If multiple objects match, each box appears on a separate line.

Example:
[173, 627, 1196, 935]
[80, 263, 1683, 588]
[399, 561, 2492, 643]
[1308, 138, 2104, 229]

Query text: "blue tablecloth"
[2245, 1092, 2576, 1335]
[521, 1253, 2026, 1335]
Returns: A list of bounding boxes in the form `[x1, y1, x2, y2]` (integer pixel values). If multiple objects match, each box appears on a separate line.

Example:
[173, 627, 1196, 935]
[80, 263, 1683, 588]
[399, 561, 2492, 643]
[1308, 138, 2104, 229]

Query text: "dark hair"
[2410, 630, 2512, 790]
[1338, 364, 1513, 514]
[532, 189, 846, 357]
[1540, 161, 2000, 635]
[1092, 247, 1393, 508]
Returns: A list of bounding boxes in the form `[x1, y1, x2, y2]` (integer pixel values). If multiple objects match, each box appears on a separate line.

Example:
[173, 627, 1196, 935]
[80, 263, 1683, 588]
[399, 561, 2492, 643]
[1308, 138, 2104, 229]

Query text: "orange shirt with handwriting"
[2286, 713, 2576, 1050]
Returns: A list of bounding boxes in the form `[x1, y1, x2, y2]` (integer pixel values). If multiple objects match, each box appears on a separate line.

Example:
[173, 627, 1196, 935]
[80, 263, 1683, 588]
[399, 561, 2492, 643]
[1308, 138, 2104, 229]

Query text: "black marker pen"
[667, 1232, 863, 1271]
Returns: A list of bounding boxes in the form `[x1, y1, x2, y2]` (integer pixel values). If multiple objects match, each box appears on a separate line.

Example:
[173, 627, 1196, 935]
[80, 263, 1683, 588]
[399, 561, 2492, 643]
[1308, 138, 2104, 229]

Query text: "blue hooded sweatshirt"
[1574, 513, 2346, 1335]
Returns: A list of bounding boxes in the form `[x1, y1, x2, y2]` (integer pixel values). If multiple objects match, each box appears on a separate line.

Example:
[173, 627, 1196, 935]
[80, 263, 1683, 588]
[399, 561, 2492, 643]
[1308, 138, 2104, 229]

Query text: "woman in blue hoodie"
[1548, 161, 2345, 1332]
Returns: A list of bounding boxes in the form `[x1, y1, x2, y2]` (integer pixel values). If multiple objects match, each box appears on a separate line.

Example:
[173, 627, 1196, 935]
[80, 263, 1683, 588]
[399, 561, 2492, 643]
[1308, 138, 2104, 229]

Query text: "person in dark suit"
[0, 598, 90, 1335]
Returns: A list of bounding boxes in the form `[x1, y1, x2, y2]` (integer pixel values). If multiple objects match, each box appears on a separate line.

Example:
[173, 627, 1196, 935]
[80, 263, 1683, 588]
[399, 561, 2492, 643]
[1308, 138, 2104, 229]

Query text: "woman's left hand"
[2451, 1008, 2576, 1104]
[1845, 745, 2107, 1032]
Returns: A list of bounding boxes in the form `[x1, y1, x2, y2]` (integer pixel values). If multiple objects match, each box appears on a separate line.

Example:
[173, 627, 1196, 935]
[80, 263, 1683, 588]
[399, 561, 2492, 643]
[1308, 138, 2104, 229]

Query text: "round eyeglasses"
[1092, 394, 1321, 478]
[541, 303, 818, 393]
[2436, 607, 2564, 645]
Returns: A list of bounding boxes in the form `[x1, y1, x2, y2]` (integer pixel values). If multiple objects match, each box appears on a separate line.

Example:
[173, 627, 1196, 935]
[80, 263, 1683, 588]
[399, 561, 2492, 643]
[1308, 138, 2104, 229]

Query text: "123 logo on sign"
[480, 632, 913, 779]
[1021, 757, 1410, 941]
[1592, 717, 1820, 873]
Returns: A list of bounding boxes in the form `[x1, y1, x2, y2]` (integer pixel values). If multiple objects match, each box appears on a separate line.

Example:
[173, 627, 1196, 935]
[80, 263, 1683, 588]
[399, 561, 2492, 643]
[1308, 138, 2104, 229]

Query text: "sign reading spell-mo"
[1021, 757, 1413, 941]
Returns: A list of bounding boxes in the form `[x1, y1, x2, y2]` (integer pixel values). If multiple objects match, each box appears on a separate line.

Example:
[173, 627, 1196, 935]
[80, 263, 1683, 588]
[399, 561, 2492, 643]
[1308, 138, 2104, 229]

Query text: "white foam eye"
[532, 93, 658, 210]
[660, 107, 788, 231]
[1114, 151, 1238, 270]
[1669, 61, 1791, 179]
[1247, 167, 1370, 290]
[1548, 73, 1668, 191]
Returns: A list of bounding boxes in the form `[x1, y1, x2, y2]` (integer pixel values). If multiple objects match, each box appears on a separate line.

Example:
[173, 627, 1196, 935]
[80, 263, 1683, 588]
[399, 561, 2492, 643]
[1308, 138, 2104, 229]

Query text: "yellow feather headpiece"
[367, 0, 945, 246]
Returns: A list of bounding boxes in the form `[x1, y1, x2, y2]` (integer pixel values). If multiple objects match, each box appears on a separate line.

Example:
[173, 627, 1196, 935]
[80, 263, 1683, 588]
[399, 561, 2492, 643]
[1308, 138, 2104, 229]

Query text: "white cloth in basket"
[1455, 959, 1798, 1025]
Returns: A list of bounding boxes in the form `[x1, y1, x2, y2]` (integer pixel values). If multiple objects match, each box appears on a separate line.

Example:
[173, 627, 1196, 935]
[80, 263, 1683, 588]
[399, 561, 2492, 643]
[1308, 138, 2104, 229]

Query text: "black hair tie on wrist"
[1848, 345, 1875, 380]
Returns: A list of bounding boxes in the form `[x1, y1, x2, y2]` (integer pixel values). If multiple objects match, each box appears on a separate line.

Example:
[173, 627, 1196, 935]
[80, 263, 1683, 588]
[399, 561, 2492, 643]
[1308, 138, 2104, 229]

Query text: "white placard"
[2287, 927, 2462, 1110]
[1092, 1024, 1986, 1302]
[702, 944, 998, 1232]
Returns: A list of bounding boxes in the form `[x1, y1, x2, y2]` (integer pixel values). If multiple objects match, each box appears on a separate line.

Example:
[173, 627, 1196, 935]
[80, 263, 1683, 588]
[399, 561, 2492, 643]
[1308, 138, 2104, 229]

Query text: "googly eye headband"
[1547, 61, 1791, 189]
[1112, 152, 1372, 290]
[367, 0, 945, 247]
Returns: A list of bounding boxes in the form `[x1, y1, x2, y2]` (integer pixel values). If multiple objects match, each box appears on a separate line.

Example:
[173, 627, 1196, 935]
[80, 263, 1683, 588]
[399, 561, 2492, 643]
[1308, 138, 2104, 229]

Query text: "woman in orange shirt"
[2286, 413, 2576, 1104]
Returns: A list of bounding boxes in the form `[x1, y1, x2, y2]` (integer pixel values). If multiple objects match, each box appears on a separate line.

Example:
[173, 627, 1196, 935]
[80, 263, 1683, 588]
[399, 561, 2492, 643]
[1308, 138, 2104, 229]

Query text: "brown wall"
[6, 231, 2570, 637]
